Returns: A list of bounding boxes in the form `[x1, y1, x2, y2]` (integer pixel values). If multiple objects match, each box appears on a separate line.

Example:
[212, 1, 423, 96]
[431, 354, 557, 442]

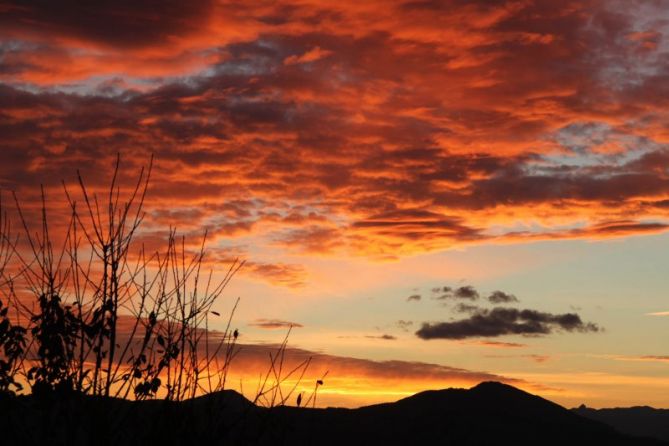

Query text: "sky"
[1, 0, 668, 408]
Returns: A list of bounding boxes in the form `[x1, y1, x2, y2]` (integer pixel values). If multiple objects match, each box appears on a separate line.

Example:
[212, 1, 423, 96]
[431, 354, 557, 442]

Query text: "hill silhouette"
[0, 382, 664, 445]
[574, 405, 669, 443]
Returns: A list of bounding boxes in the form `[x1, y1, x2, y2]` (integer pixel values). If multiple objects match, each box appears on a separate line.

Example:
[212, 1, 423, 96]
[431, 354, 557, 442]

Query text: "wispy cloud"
[646, 311, 669, 317]
[467, 340, 527, 349]
[486, 354, 551, 363]
[604, 355, 669, 363]
[284, 46, 333, 66]
[248, 319, 304, 329]
[365, 334, 397, 341]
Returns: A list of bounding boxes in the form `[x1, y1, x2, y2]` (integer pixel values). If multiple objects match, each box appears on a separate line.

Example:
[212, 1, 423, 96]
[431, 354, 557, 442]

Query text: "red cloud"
[1, 0, 668, 262]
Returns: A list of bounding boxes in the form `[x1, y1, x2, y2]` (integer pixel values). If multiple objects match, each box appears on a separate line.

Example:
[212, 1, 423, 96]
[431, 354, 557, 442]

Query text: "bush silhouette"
[0, 155, 323, 446]
[0, 298, 26, 395]
[0, 155, 252, 400]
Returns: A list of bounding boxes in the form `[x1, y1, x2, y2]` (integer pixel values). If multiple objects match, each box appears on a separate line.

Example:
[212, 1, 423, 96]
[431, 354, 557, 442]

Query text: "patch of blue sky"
[0, 39, 40, 52]
[586, 1, 669, 91]
[7, 73, 165, 97]
[3, 37, 295, 99]
[485, 220, 589, 237]
[535, 121, 665, 173]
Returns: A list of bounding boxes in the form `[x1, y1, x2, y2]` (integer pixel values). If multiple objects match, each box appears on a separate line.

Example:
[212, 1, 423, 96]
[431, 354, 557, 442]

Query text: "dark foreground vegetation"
[1, 381, 665, 446]
[0, 157, 313, 405]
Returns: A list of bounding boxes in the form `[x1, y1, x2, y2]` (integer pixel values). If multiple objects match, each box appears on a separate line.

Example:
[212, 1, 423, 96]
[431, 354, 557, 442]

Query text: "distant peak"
[469, 382, 551, 404]
[471, 381, 517, 392]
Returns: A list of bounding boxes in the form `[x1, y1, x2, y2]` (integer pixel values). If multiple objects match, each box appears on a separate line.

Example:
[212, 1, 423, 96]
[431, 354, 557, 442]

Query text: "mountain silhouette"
[574, 405, 669, 443]
[0, 382, 664, 445]
[259, 382, 665, 445]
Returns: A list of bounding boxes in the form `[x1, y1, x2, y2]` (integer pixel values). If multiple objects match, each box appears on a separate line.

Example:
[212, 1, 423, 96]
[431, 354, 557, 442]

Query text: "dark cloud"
[487, 291, 519, 304]
[434, 285, 480, 300]
[453, 303, 480, 313]
[406, 294, 422, 302]
[365, 334, 397, 341]
[416, 307, 601, 340]
[434, 286, 521, 309]
[454, 286, 480, 300]
[0, 0, 216, 49]
[396, 320, 414, 332]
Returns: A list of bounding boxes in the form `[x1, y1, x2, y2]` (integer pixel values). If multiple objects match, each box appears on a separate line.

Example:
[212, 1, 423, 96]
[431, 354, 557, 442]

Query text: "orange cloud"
[1, 0, 669, 263]
[284, 46, 332, 65]
[645, 311, 669, 317]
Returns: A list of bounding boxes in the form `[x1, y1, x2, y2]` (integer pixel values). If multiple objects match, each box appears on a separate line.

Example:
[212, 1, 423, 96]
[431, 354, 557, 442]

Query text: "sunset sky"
[1, 0, 669, 408]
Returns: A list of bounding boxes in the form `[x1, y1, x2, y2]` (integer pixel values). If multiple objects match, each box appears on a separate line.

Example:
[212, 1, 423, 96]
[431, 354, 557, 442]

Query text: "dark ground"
[574, 405, 669, 443]
[0, 382, 665, 445]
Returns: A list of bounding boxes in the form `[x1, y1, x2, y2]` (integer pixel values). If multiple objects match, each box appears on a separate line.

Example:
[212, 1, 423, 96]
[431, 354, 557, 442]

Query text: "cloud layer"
[1, 0, 669, 283]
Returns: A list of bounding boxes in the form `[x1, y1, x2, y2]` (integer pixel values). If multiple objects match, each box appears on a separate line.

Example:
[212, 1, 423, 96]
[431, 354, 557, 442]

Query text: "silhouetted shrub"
[0, 299, 26, 395]
[0, 155, 314, 409]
